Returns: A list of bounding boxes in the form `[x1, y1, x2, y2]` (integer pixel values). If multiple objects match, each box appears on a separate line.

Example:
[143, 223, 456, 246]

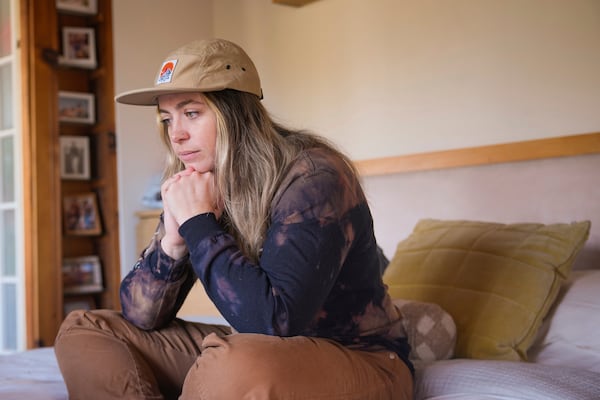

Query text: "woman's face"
[158, 92, 217, 173]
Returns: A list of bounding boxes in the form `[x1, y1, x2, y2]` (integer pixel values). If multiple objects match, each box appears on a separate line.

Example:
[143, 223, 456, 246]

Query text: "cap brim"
[114, 87, 204, 106]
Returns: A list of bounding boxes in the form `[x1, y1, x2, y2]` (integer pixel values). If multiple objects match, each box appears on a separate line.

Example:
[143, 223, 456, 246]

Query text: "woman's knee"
[54, 309, 131, 371]
[57, 308, 121, 333]
[57, 309, 100, 346]
[55, 309, 127, 368]
[180, 333, 287, 399]
[57, 309, 87, 332]
[192, 333, 280, 376]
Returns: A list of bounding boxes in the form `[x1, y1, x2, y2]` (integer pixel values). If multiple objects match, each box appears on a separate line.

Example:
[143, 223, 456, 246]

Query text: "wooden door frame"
[20, 0, 63, 348]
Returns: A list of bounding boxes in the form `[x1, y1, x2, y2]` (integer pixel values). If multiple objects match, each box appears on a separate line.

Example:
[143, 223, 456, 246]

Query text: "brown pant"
[54, 310, 413, 400]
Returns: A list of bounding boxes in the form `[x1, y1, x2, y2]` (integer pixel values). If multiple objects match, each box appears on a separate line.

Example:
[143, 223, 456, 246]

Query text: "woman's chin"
[183, 162, 213, 174]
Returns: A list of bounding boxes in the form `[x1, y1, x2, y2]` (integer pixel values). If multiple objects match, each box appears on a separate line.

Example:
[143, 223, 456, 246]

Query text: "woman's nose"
[169, 119, 189, 143]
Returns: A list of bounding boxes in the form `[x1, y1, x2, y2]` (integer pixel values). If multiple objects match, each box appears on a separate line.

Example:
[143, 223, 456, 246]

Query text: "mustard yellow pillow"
[383, 219, 590, 361]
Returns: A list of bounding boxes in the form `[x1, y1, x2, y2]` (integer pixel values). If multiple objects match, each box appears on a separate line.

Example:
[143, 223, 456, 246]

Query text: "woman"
[55, 38, 414, 400]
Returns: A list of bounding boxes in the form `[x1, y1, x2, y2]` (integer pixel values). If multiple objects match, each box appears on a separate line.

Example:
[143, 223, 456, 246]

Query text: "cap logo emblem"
[157, 59, 178, 85]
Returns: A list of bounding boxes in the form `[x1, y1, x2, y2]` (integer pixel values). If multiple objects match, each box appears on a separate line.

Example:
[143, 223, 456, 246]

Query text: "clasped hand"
[159, 167, 223, 258]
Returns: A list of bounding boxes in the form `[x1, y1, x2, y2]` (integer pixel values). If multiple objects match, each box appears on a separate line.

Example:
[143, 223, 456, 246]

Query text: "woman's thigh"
[181, 333, 413, 400]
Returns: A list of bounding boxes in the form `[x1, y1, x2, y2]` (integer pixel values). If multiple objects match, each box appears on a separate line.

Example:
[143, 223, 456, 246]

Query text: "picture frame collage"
[62, 192, 102, 236]
[56, 0, 98, 179]
[62, 255, 103, 295]
[59, 26, 97, 69]
[62, 190, 104, 314]
[56, 0, 97, 16]
[59, 134, 91, 180]
[56, 0, 104, 314]
[56, 0, 98, 124]
[62, 255, 103, 315]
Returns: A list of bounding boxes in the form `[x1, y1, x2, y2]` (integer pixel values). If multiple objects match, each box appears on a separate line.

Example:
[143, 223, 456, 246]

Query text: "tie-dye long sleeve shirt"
[120, 147, 412, 370]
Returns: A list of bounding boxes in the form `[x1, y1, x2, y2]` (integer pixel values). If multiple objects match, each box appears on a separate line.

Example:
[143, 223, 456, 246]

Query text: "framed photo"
[63, 192, 102, 236]
[63, 295, 96, 316]
[59, 27, 97, 69]
[58, 91, 95, 124]
[62, 256, 103, 295]
[56, 0, 98, 15]
[60, 136, 91, 180]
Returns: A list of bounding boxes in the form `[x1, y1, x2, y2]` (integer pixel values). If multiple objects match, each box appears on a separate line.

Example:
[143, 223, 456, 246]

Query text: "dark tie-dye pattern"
[120, 148, 412, 371]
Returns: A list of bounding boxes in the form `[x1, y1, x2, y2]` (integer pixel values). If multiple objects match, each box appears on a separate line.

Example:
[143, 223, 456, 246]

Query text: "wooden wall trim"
[20, 0, 36, 349]
[354, 132, 600, 177]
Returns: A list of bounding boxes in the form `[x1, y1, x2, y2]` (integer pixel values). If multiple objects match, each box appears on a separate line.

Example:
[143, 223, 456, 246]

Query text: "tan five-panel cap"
[115, 38, 262, 106]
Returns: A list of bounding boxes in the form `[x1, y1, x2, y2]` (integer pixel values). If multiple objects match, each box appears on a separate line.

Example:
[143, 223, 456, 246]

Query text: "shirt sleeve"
[180, 166, 353, 336]
[119, 216, 196, 330]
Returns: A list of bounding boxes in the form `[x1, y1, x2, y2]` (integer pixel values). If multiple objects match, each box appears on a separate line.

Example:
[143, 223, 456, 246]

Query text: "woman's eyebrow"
[158, 99, 202, 113]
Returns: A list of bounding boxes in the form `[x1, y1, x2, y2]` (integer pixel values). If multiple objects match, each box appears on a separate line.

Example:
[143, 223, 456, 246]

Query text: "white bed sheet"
[420, 396, 527, 400]
[414, 359, 600, 400]
[3, 346, 600, 400]
[0, 347, 67, 400]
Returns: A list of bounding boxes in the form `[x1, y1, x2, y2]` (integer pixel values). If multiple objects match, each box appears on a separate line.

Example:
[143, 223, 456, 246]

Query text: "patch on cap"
[156, 59, 178, 85]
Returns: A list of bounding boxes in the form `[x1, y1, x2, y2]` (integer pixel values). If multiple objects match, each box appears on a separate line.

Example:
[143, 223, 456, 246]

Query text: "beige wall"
[114, 0, 600, 275]
[212, 0, 600, 159]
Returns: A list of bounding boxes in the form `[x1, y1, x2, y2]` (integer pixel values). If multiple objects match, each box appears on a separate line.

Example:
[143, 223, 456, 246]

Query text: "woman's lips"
[178, 150, 199, 162]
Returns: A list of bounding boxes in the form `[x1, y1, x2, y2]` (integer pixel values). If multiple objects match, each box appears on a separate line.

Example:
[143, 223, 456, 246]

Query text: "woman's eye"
[184, 111, 199, 119]
[160, 118, 171, 126]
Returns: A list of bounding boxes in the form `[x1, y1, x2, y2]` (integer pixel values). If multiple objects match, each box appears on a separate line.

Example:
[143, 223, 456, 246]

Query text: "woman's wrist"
[160, 236, 188, 260]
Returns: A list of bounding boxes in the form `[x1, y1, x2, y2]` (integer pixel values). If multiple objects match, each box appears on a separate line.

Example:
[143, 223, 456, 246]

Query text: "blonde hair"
[159, 90, 356, 262]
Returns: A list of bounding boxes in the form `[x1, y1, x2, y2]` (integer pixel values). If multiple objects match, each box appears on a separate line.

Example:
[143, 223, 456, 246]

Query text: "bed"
[0, 347, 66, 400]
[2, 151, 600, 400]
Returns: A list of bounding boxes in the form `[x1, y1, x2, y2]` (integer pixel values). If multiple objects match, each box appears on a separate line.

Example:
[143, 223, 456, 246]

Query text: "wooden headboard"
[355, 131, 600, 176]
